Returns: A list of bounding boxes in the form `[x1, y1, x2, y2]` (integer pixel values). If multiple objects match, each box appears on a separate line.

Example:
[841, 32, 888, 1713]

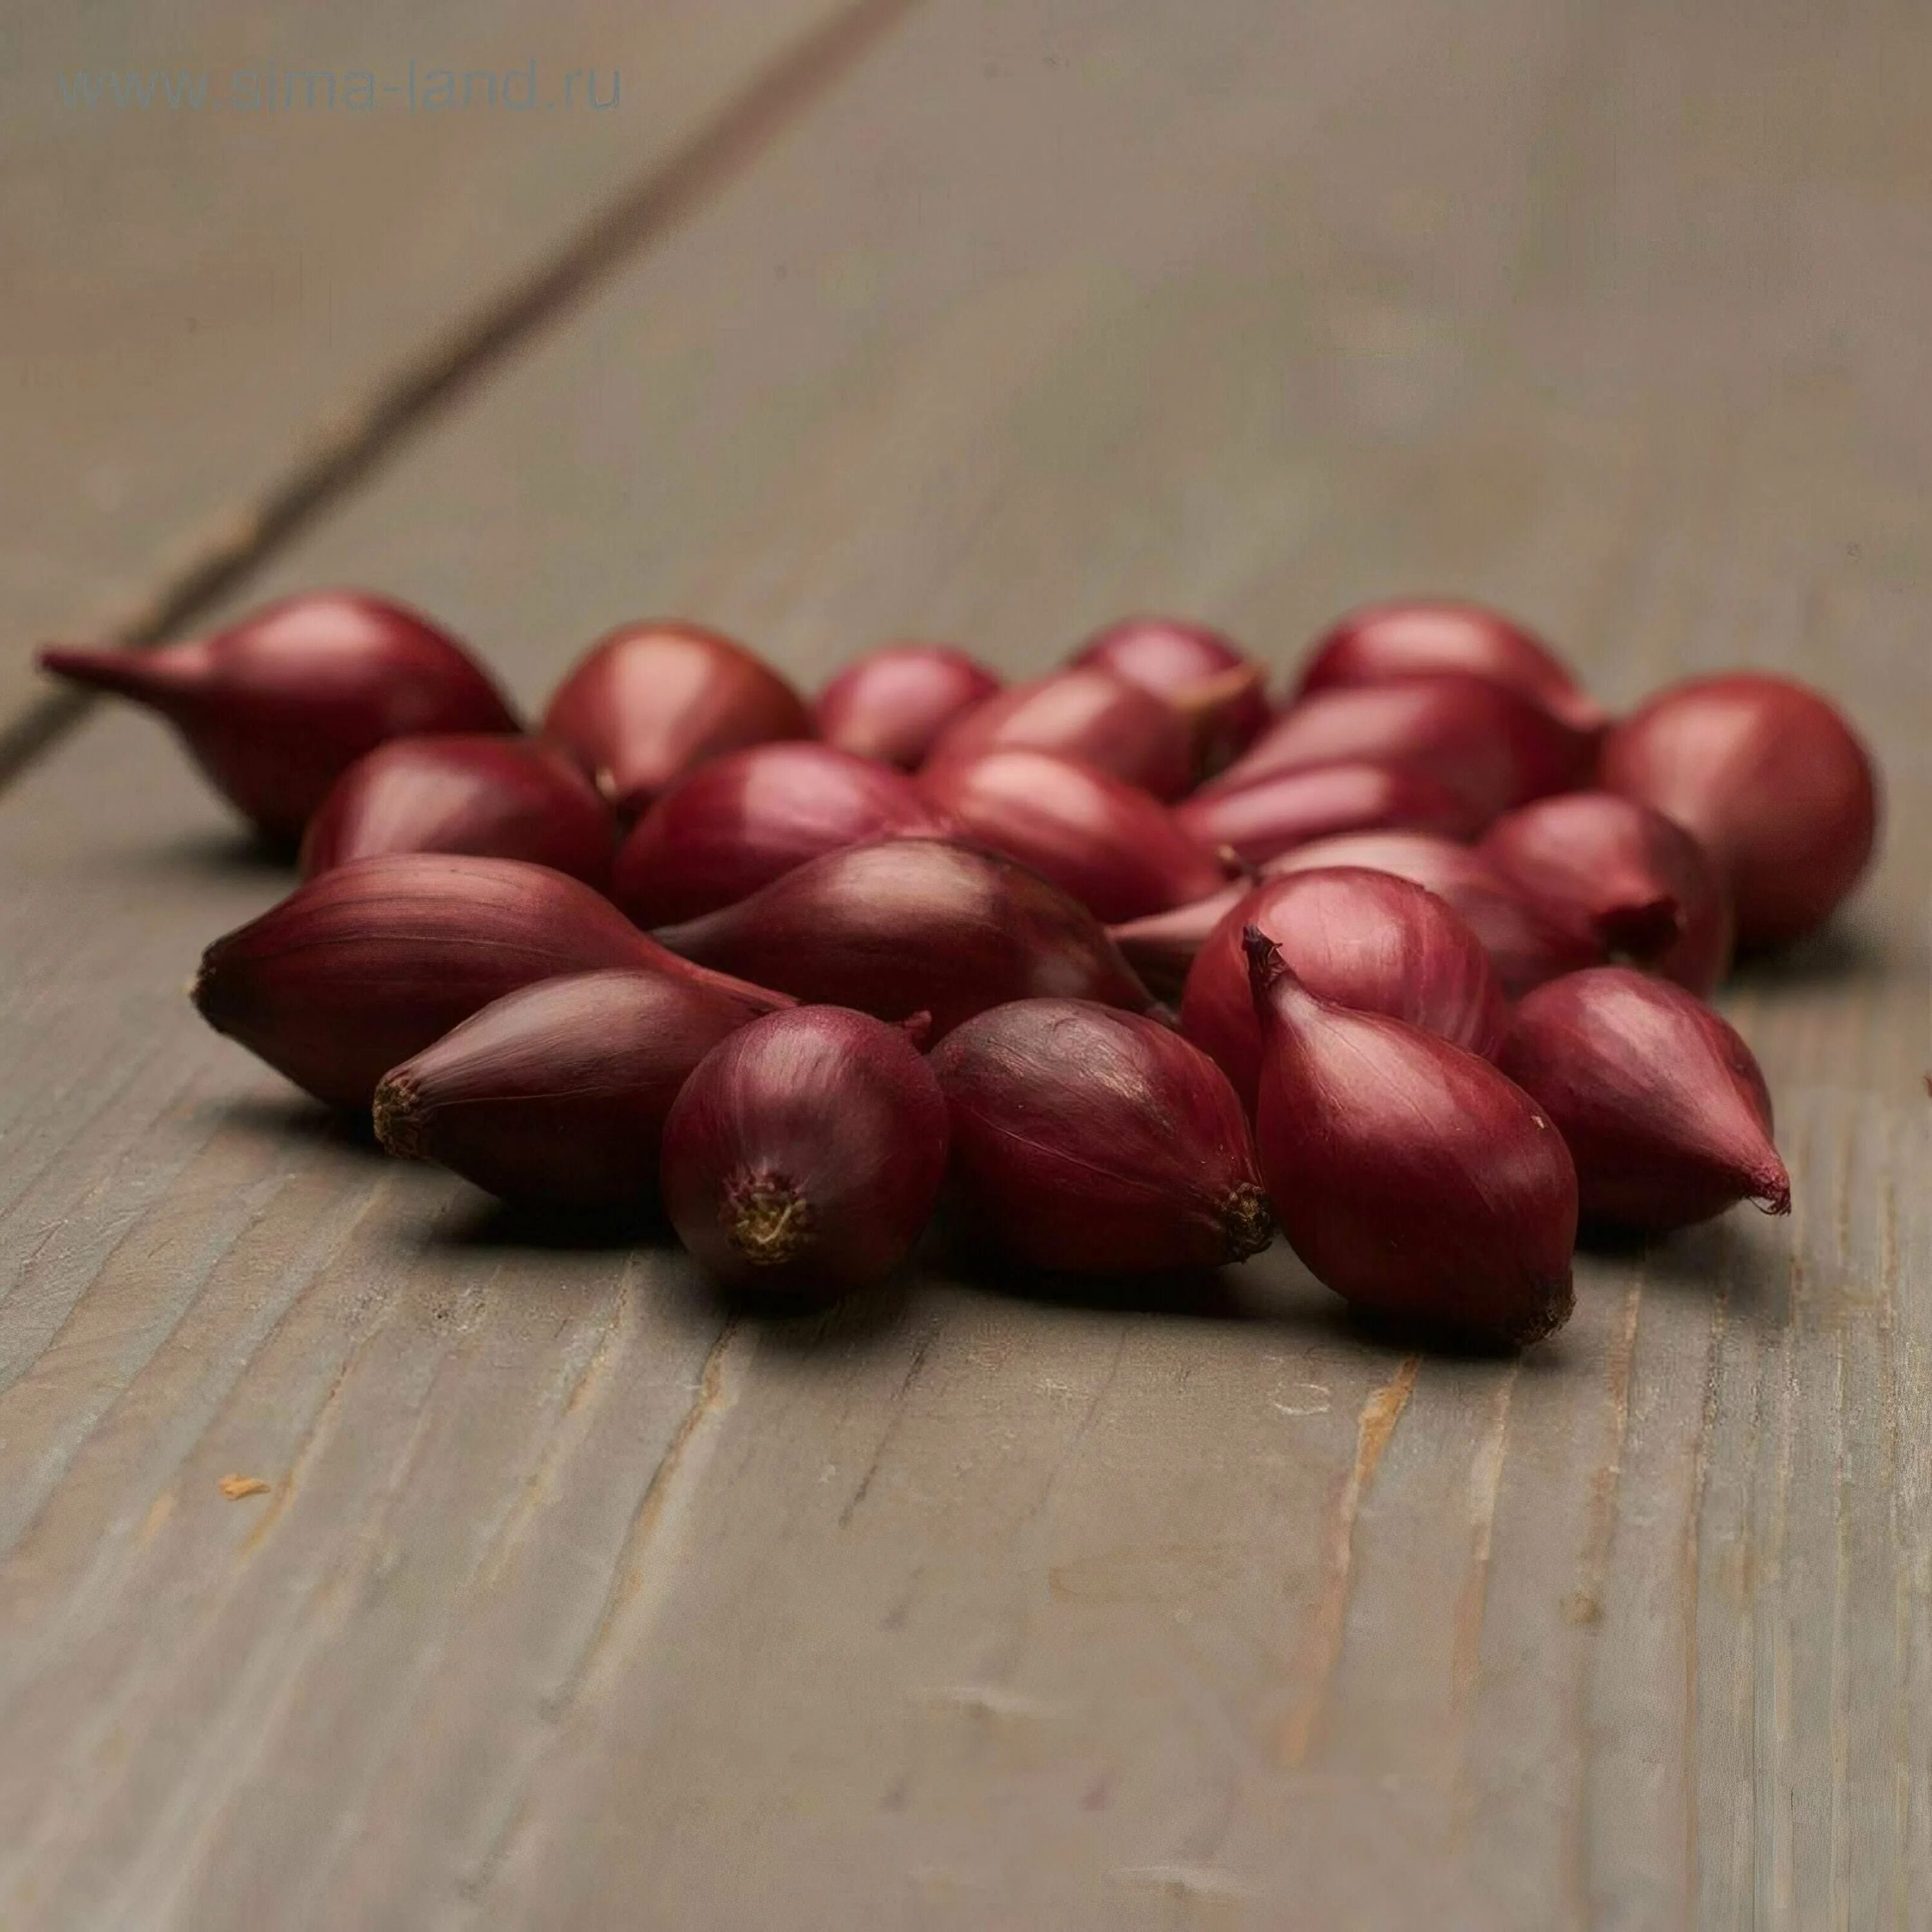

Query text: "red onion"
[922, 667, 1193, 800]
[660, 1007, 949, 1298]
[1204, 674, 1596, 820]
[1108, 886, 1248, 1001]
[813, 644, 1001, 769]
[373, 967, 777, 1207]
[1246, 931, 1578, 1348]
[541, 621, 809, 817]
[41, 591, 518, 842]
[1069, 616, 1272, 775]
[1182, 869, 1506, 1111]
[1480, 791, 1732, 994]
[1265, 831, 1600, 994]
[652, 838, 1155, 1039]
[930, 999, 1272, 1273]
[918, 748, 1226, 922]
[1598, 673, 1879, 945]
[298, 735, 614, 886]
[1293, 598, 1608, 734]
[1175, 758, 1486, 866]
[1500, 967, 1788, 1231]
[193, 853, 782, 1110]
[611, 742, 954, 926]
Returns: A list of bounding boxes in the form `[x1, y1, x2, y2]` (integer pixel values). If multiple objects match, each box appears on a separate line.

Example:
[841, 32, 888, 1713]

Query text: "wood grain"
[2, 0, 1929, 1924]
[0, 0, 884, 728]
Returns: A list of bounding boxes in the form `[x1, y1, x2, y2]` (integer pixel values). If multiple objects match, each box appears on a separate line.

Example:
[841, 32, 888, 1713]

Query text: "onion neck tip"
[1750, 1162, 1793, 1217]
[726, 1176, 814, 1267]
[371, 1077, 425, 1159]
[1221, 1182, 1274, 1262]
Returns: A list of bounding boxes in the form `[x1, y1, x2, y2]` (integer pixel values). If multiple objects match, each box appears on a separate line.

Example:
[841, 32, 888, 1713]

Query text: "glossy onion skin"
[1108, 885, 1249, 1001]
[1181, 869, 1507, 1111]
[191, 853, 759, 1110]
[1291, 599, 1608, 733]
[813, 645, 1001, 769]
[1500, 967, 1789, 1231]
[1175, 758, 1486, 867]
[1480, 791, 1733, 994]
[373, 968, 781, 1206]
[1206, 673, 1597, 821]
[652, 838, 1155, 1039]
[41, 591, 518, 842]
[922, 667, 1194, 801]
[1598, 674, 1879, 946]
[611, 742, 954, 925]
[660, 1007, 950, 1298]
[920, 748, 1226, 922]
[1265, 831, 1600, 996]
[299, 735, 615, 886]
[1069, 616, 1272, 775]
[1248, 936, 1578, 1349]
[931, 999, 1272, 1274]
[541, 621, 810, 817]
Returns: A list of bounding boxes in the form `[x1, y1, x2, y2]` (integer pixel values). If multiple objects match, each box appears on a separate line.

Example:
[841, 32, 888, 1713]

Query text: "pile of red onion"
[46, 591, 1879, 1341]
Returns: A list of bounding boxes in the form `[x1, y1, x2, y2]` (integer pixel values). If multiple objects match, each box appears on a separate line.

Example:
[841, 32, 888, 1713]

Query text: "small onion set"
[48, 589, 1879, 1341]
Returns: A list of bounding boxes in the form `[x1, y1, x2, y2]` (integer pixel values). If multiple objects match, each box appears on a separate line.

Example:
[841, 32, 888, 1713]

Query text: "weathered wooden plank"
[2, 0, 1929, 1925]
[0, 0, 884, 729]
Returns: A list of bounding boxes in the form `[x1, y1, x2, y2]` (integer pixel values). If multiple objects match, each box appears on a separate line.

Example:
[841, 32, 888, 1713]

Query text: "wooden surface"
[2, 0, 1928, 1924]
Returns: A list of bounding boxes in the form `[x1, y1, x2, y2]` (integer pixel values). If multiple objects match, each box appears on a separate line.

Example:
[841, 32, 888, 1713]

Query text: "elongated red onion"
[1598, 674, 1879, 945]
[652, 838, 1155, 1038]
[1205, 673, 1596, 820]
[1265, 831, 1599, 994]
[1182, 869, 1506, 1111]
[1480, 791, 1732, 994]
[611, 742, 955, 926]
[813, 643, 1002, 769]
[373, 967, 775, 1207]
[660, 1007, 949, 1298]
[298, 735, 614, 886]
[1175, 757, 1484, 866]
[918, 748, 1226, 922]
[1108, 887, 1248, 1001]
[41, 591, 518, 842]
[930, 999, 1272, 1273]
[1293, 599, 1608, 733]
[922, 667, 1193, 800]
[542, 621, 809, 817]
[1246, 931, 1577, 1347]
[1069, 616, 1272, 775]
[1500, 967, 1788, 1231]
[193, 853, 784, 1110]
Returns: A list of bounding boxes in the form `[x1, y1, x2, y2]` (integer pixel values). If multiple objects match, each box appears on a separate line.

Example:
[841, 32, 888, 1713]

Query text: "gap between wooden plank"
[0, 0, 921, 798]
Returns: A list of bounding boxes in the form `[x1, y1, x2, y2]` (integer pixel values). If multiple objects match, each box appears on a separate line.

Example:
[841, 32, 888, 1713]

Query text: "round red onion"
[1293, 598, 1607, 733]
[1182, 869, 1507, 1112]
[1265, 831, 1599, 995]
[919, 748, 1226, 922]
[1246, 931, 1577, 1348]
[813, 644, 1002, 770]
[660, 1007, 949, 1298]
[1069, 616, 1272, 775]
[1480, 791, 1733, 994]
[298, 735, 614, 886]
[652, 837, 1155, 1038]
[1175, 758, 1485, 866]
[541, 621, 809, 818]
[922, 667, 1193, 801]
[1598, 673, 1879, 946]
[41, 591, 518, 842]
[931, 999, 1272, 1273]
[374, 967, 777, 1207]
[1205, 673, 1597, 820]
[192, 853, 782, 1111]
[611, 741, 954, 926]
[1500, 967, 1788, 1231]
